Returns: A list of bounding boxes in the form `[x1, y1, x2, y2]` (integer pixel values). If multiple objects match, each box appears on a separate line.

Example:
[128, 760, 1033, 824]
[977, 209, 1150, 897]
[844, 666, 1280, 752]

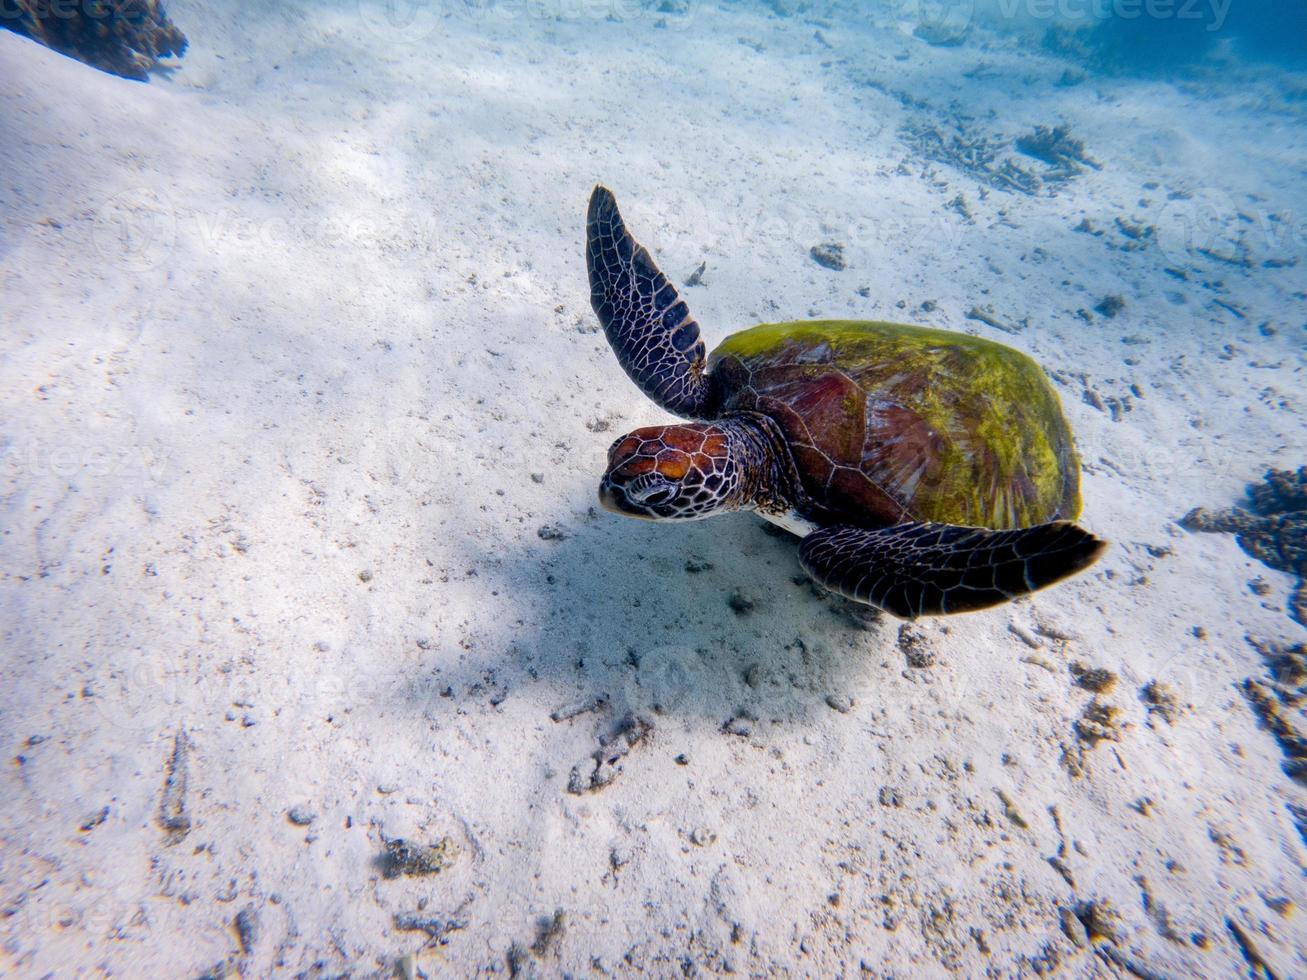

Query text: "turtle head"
[599, 424, 742, 521]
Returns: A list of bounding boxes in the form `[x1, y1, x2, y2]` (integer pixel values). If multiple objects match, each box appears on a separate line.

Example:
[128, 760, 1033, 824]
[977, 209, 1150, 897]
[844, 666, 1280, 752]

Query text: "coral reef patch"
[1, 0, 186, 80]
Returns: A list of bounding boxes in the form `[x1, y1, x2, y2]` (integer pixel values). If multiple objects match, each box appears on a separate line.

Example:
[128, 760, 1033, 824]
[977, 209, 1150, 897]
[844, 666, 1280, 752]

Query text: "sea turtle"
[587, 186, 1105, 617]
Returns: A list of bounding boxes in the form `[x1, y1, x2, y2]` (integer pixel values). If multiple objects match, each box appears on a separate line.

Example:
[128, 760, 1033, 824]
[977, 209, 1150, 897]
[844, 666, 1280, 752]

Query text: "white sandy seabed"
[1, 0, 1304, 975]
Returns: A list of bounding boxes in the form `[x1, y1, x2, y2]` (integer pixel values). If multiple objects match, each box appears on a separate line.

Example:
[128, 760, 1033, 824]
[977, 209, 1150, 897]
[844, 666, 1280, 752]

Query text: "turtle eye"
[626, 474, 677, 507]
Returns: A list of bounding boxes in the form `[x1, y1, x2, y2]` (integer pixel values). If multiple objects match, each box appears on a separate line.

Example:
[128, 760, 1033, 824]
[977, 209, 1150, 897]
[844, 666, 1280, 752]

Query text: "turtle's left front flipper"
[587, 186, 709, 418]
[799, 521, 1105, 618]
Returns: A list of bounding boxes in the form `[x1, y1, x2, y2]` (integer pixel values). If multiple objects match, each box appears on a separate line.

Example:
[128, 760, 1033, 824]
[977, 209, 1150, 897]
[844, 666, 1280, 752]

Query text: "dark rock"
[79, 806, 109, 832]
[1094, 295, 1126, 319]
[810, 243, 847, 271]
[380, 835, 456, 878]
[234, 905, 259, 954]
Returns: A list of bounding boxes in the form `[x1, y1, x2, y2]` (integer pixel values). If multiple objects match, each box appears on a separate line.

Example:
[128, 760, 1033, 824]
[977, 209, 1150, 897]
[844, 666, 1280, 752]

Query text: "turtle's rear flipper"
[799, 521, 1106, 618]
[587, 186, 709, 418]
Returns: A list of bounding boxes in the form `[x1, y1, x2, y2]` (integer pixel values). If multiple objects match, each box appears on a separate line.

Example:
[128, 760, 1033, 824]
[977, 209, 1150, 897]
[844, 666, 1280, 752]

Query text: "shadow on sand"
[393, 498, 897, 730]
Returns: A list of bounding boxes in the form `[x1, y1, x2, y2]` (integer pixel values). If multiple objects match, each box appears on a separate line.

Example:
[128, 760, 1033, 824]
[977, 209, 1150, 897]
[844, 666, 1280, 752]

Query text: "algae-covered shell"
[707, 320, 1081, 529]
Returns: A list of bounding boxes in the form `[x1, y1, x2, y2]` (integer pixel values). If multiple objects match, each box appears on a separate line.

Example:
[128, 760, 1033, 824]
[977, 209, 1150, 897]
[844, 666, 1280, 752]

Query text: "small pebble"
[690, 826, 716, 847]
[287, 806, 316, 826]
[810, 242, 847, 271]
[878, 786, 902, 807]
[825, 693, 854, 714]
[537, 525, 567, 541]
[530, 473, 545, 484]
[1060, 907, 1088, 947]
[723, 716, 752, 737]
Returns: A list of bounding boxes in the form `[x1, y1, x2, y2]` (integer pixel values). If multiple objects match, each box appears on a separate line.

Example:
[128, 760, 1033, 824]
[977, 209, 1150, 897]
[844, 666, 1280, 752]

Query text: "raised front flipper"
[798, 521, 1105, 618]
[587, 186, 709, 418]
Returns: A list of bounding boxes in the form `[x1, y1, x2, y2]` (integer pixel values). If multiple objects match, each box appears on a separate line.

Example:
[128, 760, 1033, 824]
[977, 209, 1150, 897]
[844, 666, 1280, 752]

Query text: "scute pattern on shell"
[708, 321, 1081, 529]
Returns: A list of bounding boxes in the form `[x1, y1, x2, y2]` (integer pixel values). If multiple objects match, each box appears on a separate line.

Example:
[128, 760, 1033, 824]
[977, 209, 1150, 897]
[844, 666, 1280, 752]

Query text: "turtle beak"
[599, 479, 660, 520]
[598, 479, 622, 514]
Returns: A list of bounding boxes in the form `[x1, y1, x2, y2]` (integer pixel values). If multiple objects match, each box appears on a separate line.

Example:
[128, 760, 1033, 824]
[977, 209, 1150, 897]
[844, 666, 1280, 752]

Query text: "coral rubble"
[1183, 467, 1307, 626]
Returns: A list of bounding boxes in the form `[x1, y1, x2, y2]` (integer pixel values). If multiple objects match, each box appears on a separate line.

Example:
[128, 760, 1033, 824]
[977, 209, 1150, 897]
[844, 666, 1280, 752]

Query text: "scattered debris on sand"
[809, 242, 847, 270]
[1014, 124, 1101, 181]
[1183, 467, 1307, 626]
[550, 694, 608, 723]
[1069, 662, 1118, 694]
[1062, 700, 1124, 777]
[898, 623, 935, 668]
[1140, 680, 1184, 725]
[394, 911, 465, 944]
[233, 905, 259, 955]
[966, 305, 1022, 334]
[1075, 699, 1123, 747]
[1241, 637, 1306, 786]
[1093, 294, 1126, 319]
[567, 713, 654, 794]
[995, 790, 1029, 828]
[508, 908, 568, 974]
[158, 730, 191, 844]
[380, 834, 457, 879]
[900, 116, 1098, 195]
